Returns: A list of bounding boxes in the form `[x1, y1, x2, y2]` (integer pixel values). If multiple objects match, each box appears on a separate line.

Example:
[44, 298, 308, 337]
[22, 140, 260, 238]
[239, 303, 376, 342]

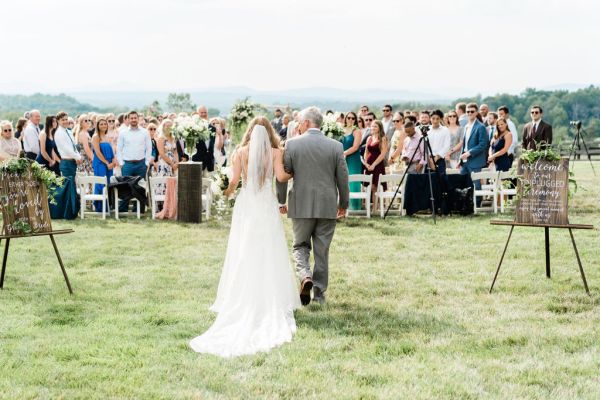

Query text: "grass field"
[1, 162, 599, 399]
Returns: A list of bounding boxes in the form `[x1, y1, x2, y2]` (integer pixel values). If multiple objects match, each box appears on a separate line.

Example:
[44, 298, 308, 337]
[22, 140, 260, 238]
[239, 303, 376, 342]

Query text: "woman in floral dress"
[154, 120, 179, 198]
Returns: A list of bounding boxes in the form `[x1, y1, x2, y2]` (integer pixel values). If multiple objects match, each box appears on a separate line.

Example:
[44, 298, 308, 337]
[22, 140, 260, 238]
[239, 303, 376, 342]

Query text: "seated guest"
[92, 116, 116, 212]
[14, 117, 28, 141]
[36, 115, 60, 175]
[52, 111, 81, 219]
[400, 121, 424, 173]
[116, 111, 153, 212]
[364, 120, 389, 212]
[23, 110, 42, 160]
[0, 121, 22, 160]
[488, 118, 513, 172]
[522, 105, 553, 150]
[427, 110, 451, 174]
[388, 112, 406, 172]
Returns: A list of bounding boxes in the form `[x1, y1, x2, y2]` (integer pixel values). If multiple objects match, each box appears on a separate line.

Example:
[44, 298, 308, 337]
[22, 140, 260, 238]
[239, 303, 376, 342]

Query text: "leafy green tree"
[166, 93, 196, 113]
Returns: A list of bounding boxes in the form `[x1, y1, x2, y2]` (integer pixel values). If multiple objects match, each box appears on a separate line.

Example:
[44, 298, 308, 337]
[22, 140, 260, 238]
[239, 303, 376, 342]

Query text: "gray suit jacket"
[276, 128, 349, 219]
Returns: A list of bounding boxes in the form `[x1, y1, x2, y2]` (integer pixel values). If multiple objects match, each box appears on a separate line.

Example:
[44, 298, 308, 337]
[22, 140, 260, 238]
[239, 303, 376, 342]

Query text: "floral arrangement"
[0, 158, 64, 204]
[210, 166, 241, 220]
[321, 113, 345, 142]
[229, 97, 257, 141]
[171, 114, 212, 157]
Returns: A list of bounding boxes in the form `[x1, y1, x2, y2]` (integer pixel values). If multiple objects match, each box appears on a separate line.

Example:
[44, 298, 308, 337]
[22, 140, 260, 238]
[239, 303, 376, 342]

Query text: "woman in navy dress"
[91, 116, 116, 212]
[488, 118, 513, 172]
[36, 115, 60, 175]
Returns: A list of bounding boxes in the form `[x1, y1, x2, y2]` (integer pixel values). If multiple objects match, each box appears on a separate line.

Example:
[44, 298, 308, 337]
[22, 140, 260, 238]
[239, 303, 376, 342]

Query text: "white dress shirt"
[55, 126, 81, 160]
[427, 126, 451, 158]
[464, 121, 474, 153]
[117, 127, 153, 166]
[22, 122, 40, 154]
[506, 118, 518, 155]
[381, 117, 394, 137]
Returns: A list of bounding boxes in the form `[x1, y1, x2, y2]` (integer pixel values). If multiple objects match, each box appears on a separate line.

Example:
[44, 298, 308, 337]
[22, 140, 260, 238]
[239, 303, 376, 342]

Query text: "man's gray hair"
[29, 109, 40, 120]
[299, 106, 323, 128]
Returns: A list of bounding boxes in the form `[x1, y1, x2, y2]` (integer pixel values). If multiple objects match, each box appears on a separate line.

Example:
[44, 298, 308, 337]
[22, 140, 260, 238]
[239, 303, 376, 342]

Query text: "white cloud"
[0, 0, 598, 95]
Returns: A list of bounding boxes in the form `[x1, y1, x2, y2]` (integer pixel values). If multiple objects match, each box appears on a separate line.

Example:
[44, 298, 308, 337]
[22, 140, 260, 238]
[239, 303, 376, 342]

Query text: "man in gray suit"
[276, 107, 350, 306]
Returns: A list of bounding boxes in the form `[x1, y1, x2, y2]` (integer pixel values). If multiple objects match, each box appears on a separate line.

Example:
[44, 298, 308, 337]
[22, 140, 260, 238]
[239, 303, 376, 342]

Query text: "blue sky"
[0, 0, 597, 95]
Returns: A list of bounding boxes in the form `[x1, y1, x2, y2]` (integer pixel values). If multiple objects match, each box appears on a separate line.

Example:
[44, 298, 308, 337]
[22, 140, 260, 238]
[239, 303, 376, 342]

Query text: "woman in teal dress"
[342, 112, 363, 210]
[91, 117, 116, 212]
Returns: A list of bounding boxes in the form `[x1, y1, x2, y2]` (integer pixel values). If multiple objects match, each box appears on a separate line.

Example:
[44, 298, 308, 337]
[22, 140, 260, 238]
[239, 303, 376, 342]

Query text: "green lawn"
[1, 162, 599, 399]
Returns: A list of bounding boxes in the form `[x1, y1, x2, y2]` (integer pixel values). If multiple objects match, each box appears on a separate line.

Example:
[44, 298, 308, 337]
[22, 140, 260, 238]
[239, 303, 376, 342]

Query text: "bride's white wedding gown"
[190, 126, 300, 358]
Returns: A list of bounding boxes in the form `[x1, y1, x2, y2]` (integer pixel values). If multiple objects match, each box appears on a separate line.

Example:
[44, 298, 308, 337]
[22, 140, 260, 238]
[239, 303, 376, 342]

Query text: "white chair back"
[347, 174, 373, 218]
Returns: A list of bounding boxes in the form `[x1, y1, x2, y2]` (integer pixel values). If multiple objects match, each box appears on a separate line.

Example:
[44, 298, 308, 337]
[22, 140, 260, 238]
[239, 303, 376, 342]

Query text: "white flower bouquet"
[229, 97, 257, 140]
[172, 114, 212, 157]
[321, 113, 345, 142]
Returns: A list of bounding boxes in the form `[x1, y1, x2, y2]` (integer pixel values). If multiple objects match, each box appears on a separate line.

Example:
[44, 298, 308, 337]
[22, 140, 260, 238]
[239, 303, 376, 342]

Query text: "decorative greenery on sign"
[518, 144, 578, 199]
[10, 220, 32, 235]
[0, 158, 65, 204]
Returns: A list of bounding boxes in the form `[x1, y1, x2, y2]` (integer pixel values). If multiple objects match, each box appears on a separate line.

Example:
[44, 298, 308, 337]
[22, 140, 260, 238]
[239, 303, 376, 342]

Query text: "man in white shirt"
[497, 106, 518, 166]
[381, 105, 394, 139]
[23, 109, 42, 160]
[116, 111, 153, 212]
[54, 111, 81, 177]
[426, 110, 451, 174]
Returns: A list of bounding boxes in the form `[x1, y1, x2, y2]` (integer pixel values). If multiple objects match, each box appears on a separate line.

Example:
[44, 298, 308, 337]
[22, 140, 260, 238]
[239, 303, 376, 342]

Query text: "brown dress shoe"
[300, 277, 313, 306]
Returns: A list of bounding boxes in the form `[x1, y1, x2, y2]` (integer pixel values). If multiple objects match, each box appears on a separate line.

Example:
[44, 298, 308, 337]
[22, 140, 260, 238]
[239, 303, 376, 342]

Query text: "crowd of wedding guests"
[273, 102, 553, 212]
[0, 101, 552, 218]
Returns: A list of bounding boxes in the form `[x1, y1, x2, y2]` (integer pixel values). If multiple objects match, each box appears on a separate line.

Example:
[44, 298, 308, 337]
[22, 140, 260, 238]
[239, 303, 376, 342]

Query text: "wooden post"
[177, 162, 203, 223]
[545, 227, 551, 278]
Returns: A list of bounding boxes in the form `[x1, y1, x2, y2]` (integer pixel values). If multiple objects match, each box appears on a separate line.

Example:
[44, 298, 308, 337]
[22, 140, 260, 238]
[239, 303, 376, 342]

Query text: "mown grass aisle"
[1, 163, 599, 399]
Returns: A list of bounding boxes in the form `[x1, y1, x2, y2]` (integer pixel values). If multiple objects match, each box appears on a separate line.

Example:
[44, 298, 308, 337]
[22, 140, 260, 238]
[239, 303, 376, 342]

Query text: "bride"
[190, 117, 301, 357]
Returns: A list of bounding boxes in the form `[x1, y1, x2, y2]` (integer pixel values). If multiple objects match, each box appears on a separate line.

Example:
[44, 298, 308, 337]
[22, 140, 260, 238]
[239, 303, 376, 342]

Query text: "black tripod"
[383, 131, 441, 223]
[568, 122, 596, 176]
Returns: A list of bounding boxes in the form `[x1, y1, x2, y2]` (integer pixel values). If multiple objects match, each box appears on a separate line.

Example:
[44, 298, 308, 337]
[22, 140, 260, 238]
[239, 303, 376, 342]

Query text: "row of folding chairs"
[74, 175, 212, 220]
[471, 170, 518, 214]
[346, 174, 405, 218]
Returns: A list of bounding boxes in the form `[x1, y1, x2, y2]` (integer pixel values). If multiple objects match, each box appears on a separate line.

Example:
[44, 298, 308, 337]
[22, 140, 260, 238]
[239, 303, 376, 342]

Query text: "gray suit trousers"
[292, 218, 336, 294]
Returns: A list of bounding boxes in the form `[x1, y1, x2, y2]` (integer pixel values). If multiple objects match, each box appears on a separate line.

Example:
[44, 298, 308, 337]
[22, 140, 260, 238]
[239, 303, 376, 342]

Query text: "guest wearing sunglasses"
[522, 105, 552, 151]
[0, 121, 22, 161]
[359, 112, 376, 157]
[459, 103, 490, 201]
[444, 111, 465, 169]
[74, 114, 94, 175]
[388, 113, 406, 172]
[342, 112, 363, 210]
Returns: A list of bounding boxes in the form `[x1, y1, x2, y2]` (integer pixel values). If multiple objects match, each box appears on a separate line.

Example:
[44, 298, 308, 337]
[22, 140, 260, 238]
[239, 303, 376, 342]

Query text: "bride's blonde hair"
[240, 116, 281, 148]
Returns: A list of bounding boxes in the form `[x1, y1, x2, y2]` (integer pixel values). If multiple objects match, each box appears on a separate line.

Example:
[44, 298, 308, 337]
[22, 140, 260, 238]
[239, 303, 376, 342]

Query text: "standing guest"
[210, 117, 226, 169]
[459, 103, 490, 200]
[118, 113, 129, 134]
[445, 111, 464, 169]
[22, 109, 42, 160]
[427, 110, 451, 174]
[357, 116, 366, 132]
[480, 104, 490, 126]
[147, 122, 160, 172]
[52, 111, 81, 220]
[401, 121, 424, 173]
[278, 114, 290, 141]
[161, 119, 185, 162]
[74, 114, 94, 175]
[364, 120, 389, 211]
[67, 117, 75, 130]
[359, 105, 369, 118]
[335, 112, 345, 125]
[360, 112, 375, 156]
[488, 118, 512, 171]
[36, 116, 60, 175]
[388, 112, 406, 172]
[106, 113, 120, 176]
[271, 108, 284, 133]
[455, 102, 468, 127]
[88, 113, 97, 136]
[91, 116, 116, 212]
[342, 112, 363, 211]
[418, 110, 431, 130]
[522, 105, 553, 150]
[381, 105, 394, 141]
[154, 119, 179, 199]
[487, 112, 498, 142]
[0, 121, 22, 160]
[287, 114, 298, 141]
[192, 105, 216, 174]
[497, 106, 519, 166]
[116, 111, 153, 212]
[14, 118, 28, 140]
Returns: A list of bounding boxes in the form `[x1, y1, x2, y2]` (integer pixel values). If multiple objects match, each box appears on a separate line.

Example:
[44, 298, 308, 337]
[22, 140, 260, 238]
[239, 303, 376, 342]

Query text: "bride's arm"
[274, 148, 292, 182]
[224, 149, 242, 197]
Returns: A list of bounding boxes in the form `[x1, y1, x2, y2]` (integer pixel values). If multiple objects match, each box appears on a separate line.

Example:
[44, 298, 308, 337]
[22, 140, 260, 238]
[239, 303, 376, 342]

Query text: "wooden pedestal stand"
[0, 229, 74, 294]
[177, 162, 203, 223]
[488, 221, 593, 295]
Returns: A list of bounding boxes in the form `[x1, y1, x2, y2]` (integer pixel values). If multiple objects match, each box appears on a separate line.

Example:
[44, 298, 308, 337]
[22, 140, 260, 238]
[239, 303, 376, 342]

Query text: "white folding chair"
[346, 174, 373, 218]
[114, 187, 141, 219]
[149, 176, 169, 219]
[76, 175, 110, 219]
[471, 171, 498, 214]
[497, 170, 518, 213]
[202, 178, 213, 221]
[375, 174, 405, 217]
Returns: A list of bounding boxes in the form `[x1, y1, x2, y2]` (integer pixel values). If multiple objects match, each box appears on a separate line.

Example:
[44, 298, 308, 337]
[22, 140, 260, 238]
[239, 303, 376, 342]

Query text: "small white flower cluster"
[229, 98, 256, 127]
[321, 113, 345, 142]
[172, 115, 212, 149]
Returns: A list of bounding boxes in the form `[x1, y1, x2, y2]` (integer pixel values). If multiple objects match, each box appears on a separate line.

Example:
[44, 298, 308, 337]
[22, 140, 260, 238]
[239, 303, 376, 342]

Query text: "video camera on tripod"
[570, 120, 582, 129]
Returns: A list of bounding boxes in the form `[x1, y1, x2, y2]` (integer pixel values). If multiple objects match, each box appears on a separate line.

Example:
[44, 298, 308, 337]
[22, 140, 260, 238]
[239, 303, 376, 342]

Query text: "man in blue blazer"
[459, 103, 490, 201]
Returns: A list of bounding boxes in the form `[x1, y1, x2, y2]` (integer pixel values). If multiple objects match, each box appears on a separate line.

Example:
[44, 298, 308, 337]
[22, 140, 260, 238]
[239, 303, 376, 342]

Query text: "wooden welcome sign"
[0, 168, 52, 235]
[515, 157, 569, 225]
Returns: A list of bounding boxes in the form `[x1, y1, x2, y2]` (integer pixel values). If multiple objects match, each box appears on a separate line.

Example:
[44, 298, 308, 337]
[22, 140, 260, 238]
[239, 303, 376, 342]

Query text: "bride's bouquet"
[321, 113, 345, 142]
[172, 114, 212, 157]
[210, 166, 242, 219]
